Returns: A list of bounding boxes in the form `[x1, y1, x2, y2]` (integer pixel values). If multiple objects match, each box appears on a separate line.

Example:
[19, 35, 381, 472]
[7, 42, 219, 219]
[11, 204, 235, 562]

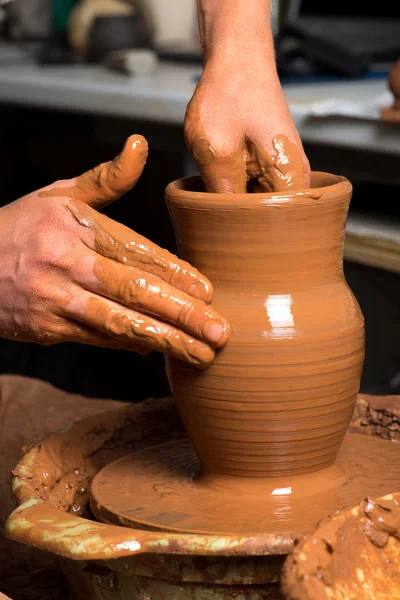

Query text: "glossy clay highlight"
[165, 172, 365, 483]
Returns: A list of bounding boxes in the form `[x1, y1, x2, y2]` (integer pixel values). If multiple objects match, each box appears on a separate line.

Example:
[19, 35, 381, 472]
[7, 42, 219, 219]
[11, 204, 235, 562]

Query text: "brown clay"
[5, 381, 400, 600]
[281, 492, 400, 600]
[164, 172, 364, 482]
[39, 134, 150, 209]
[190, 133, 308, 194]
[88, 170, 369, 537]
[64, 199, 229, 365]
[381, 59, 400, 121]
[349, 393, 400, 441]
[90, 433, 400, 535]
[0, 375, 130, 600]
[10, 395, 184, 517]
[247, 134, 308, 192]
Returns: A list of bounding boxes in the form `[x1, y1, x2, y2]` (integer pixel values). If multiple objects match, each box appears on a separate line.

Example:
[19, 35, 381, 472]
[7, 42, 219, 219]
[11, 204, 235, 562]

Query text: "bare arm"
[185, 0, 310, 193]
[197, 0, 274, 60]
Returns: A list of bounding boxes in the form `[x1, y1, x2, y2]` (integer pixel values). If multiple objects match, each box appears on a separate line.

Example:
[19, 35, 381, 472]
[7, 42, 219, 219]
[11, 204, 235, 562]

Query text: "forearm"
[197, 0, 274, 61]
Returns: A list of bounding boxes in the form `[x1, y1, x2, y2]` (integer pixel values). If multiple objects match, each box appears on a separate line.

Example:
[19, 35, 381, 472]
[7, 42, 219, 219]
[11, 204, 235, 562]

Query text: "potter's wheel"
[90, 433, 400, 536]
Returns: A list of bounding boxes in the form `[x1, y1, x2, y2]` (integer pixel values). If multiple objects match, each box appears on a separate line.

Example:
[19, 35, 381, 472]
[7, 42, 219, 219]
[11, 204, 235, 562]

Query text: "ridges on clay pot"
[165, 172, 365, 486]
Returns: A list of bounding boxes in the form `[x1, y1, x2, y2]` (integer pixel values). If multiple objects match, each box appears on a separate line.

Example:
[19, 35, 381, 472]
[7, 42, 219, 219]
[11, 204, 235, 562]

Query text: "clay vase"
[164, 173, 365, 484]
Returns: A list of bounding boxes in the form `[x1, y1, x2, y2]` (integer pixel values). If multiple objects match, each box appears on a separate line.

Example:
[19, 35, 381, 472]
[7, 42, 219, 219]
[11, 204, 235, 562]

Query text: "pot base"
[90, 433, 400, 536]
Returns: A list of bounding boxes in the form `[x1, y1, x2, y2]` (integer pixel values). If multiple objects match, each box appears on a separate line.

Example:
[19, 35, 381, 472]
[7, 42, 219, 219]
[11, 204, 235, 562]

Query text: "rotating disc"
[91, 434, 400, 536]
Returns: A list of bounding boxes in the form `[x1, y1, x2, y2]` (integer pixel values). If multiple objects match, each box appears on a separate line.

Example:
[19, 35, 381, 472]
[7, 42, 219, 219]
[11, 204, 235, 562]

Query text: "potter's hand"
[185, 0, 310, 193]
[0, 136, 229, 367]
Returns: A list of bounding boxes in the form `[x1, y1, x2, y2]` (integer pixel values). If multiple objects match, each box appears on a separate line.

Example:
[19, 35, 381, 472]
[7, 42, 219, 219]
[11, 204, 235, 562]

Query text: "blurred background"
[0, 0, 399, 401]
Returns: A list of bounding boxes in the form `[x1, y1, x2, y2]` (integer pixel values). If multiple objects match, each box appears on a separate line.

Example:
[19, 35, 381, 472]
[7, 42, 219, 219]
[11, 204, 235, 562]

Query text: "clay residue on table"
[3, 382, 183, 598]
[5, 385, 400, 600]
[349, 393, 400, 441]
[0, 375, 127, 600]
[12, 396, 184, 517]
[281, 492, 400, 600]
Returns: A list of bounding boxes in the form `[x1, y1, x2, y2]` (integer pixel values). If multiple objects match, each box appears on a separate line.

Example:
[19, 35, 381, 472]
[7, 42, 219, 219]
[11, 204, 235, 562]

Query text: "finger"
[247, 134, 309, 193]
[67, 202, 214, 303]
[39, 135, 148, 210]
[191, 137, 247, 193]
[72, 252, 230, 348]
[27, 315, 151, 353]
[64, 292, 216, 367]
[59, 321, 151, 354]
[74, 135, 148, 209]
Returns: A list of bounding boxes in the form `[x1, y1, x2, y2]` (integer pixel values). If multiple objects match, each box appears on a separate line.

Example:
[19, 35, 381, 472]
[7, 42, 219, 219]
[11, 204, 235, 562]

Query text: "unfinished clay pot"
[165, 173, 365, 483]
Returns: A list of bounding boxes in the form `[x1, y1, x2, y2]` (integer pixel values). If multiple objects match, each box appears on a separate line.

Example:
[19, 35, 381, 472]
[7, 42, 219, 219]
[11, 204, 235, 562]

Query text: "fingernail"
[202, 320, 226, 345]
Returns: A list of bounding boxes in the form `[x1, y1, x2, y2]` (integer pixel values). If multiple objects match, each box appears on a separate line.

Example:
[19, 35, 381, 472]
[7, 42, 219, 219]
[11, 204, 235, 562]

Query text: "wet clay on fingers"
[191, 133, 308, 193]
[38, 135, 229, 366]
[39, 134, 150, 209]
[64, 200, 229, 366]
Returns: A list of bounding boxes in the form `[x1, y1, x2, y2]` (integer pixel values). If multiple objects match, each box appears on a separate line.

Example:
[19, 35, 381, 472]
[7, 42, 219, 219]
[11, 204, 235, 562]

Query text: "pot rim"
[165, 172, 351, 208]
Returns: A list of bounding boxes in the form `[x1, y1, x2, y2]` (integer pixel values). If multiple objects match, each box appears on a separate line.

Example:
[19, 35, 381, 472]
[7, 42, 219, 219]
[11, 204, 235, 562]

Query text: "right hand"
[0, 135, 230, 367]
[185, 41, 310, 194]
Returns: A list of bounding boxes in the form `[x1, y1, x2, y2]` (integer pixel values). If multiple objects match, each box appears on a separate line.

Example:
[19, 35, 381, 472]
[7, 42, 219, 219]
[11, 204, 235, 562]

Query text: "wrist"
[202, 41, 279, 84]
[204, 36, 273, 64]
[198, 0, 273, 62]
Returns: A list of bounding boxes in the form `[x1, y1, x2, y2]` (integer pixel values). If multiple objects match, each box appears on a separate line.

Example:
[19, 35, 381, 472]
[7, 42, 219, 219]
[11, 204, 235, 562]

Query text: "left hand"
[184, 47, 310, 193]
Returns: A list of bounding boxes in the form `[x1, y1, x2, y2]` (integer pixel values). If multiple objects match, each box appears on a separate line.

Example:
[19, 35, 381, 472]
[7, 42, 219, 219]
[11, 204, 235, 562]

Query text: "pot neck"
[167, 193, 350, 291]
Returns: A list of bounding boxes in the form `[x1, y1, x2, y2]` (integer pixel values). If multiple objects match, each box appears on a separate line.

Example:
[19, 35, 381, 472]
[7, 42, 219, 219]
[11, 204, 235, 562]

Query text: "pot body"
[165, 173, 365, 480]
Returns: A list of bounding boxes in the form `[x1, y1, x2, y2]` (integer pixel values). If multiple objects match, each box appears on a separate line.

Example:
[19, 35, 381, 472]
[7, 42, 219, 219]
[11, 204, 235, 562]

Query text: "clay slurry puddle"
[90, 433, 400, 536]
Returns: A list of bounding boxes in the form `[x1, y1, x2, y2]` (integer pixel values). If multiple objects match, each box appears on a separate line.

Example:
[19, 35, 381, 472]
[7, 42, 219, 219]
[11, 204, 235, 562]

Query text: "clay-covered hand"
[185, 45, 310, 193]
[0, 136, 229, 367]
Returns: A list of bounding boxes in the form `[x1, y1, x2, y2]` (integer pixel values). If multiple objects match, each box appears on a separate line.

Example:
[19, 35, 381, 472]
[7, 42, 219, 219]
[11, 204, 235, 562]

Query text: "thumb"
[74, 134, 148, 209]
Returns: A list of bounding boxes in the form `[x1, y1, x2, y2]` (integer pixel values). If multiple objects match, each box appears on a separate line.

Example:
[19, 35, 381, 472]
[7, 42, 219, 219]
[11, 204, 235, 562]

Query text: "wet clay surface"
[91, 433, 400, 536]
[38, 134, 150, 210]
[281, 493, 400, 600]
[0, 375, 128, 600]
[191, 133, 308, 194]
[4, 381, 400, 600]
[165, 173, 364, 481]
[11, 398, 184, 519]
